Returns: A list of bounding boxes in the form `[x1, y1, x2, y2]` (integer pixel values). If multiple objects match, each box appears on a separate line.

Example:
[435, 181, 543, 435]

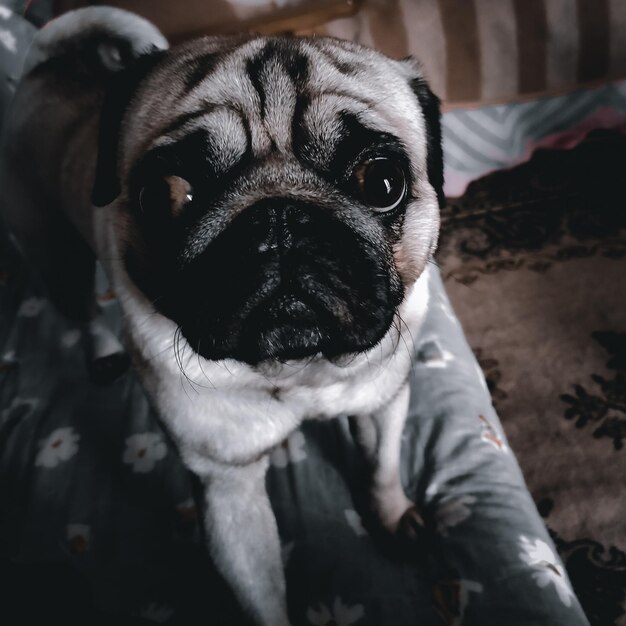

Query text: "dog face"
[93, 36, 443, 365]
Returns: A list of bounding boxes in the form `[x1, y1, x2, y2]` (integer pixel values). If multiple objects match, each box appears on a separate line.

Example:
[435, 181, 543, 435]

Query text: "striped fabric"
[315, 0, 626, 107]
[54, 1, 626, 105]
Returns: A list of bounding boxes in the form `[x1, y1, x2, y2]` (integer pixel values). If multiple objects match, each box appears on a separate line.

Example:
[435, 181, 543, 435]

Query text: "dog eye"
[353, 158, 407, 213]
[139, 175, 193, 217]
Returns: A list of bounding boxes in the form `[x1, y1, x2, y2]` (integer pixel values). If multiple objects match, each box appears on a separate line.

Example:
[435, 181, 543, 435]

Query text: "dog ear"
[407, 74, 445, 208]
[92, 48, 166, 207]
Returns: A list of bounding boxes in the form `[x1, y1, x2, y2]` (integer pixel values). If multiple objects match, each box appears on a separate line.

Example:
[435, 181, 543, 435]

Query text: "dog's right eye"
[139, 175, 193, 218]
[352, 158, 407, 214]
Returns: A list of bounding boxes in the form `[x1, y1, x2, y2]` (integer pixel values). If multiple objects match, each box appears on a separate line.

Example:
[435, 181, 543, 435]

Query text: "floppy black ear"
[92, 48, 167, 207]
[409, 76, 445, 208]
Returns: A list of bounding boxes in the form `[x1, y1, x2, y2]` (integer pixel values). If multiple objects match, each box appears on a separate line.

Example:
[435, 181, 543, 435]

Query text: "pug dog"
[1, 7, 443, 625]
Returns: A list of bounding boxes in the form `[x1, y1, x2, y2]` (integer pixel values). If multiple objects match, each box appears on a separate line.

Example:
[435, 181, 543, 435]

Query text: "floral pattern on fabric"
[519, 536, 576, 607]
[17, 296, 45, 317]
[270, 430, 307, 468]
[432, 575, 484, 626]
[416, 339, 455, 369]
[35, 427, 79, 468]
[1, 396, 37, 421]
[60, 328, 81, 349]
[478, 414, 508, 453]
[122, 433, 167, 473]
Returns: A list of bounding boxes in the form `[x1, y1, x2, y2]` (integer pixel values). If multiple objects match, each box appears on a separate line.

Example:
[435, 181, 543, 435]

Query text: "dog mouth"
[178, 279, 392, 365]
[233, 292, 327, 362]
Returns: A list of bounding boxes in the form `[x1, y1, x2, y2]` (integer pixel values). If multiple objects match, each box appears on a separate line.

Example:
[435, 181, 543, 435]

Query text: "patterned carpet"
[437, 129, 626, 626]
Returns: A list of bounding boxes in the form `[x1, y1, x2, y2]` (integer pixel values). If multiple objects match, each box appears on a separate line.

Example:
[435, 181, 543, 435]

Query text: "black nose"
[249, 199, 313, 257]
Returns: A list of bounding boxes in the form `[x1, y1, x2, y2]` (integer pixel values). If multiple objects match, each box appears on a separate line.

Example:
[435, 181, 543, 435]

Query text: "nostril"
[246, 200, 314, 255]
[285, 206, 312, 236]
[288, 206, 311, 225]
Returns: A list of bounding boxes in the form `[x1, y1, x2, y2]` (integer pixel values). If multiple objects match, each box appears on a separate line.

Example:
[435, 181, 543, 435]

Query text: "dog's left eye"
[139, 175, 193, 217]
[353, 158, 407, 213]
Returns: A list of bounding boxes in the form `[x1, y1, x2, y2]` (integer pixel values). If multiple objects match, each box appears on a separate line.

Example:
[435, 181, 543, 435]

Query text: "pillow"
[52, 0, 360, 42]
[53, 0, 626, 106]
[441, 78, 626, 196]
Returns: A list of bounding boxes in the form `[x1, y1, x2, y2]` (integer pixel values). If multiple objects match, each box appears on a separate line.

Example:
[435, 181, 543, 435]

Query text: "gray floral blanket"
[0, 232, 590, 625]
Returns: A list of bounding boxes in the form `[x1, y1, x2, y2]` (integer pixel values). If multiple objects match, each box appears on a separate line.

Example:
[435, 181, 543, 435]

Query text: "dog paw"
[395, 505, 427, 545]
[87, 352, 129, 385]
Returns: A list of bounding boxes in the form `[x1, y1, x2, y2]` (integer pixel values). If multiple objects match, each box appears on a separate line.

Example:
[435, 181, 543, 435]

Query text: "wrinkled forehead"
[120, 36, 427, 177]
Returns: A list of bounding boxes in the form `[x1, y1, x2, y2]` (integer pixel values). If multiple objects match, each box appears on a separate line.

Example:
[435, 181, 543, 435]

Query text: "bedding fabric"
[0, 238, 590, 626]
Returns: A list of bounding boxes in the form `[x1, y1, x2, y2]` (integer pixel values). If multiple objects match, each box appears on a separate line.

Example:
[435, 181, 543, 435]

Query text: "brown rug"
[437, 129, 626, 626]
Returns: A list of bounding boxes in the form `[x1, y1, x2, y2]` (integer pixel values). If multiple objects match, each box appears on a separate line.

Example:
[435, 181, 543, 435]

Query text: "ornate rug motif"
[560, 331, 626, 451]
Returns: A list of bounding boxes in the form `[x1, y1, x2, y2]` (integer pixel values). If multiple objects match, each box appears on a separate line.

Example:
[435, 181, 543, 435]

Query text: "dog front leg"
[197, 456, 290, 626]
[350, 383, 424, 541]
